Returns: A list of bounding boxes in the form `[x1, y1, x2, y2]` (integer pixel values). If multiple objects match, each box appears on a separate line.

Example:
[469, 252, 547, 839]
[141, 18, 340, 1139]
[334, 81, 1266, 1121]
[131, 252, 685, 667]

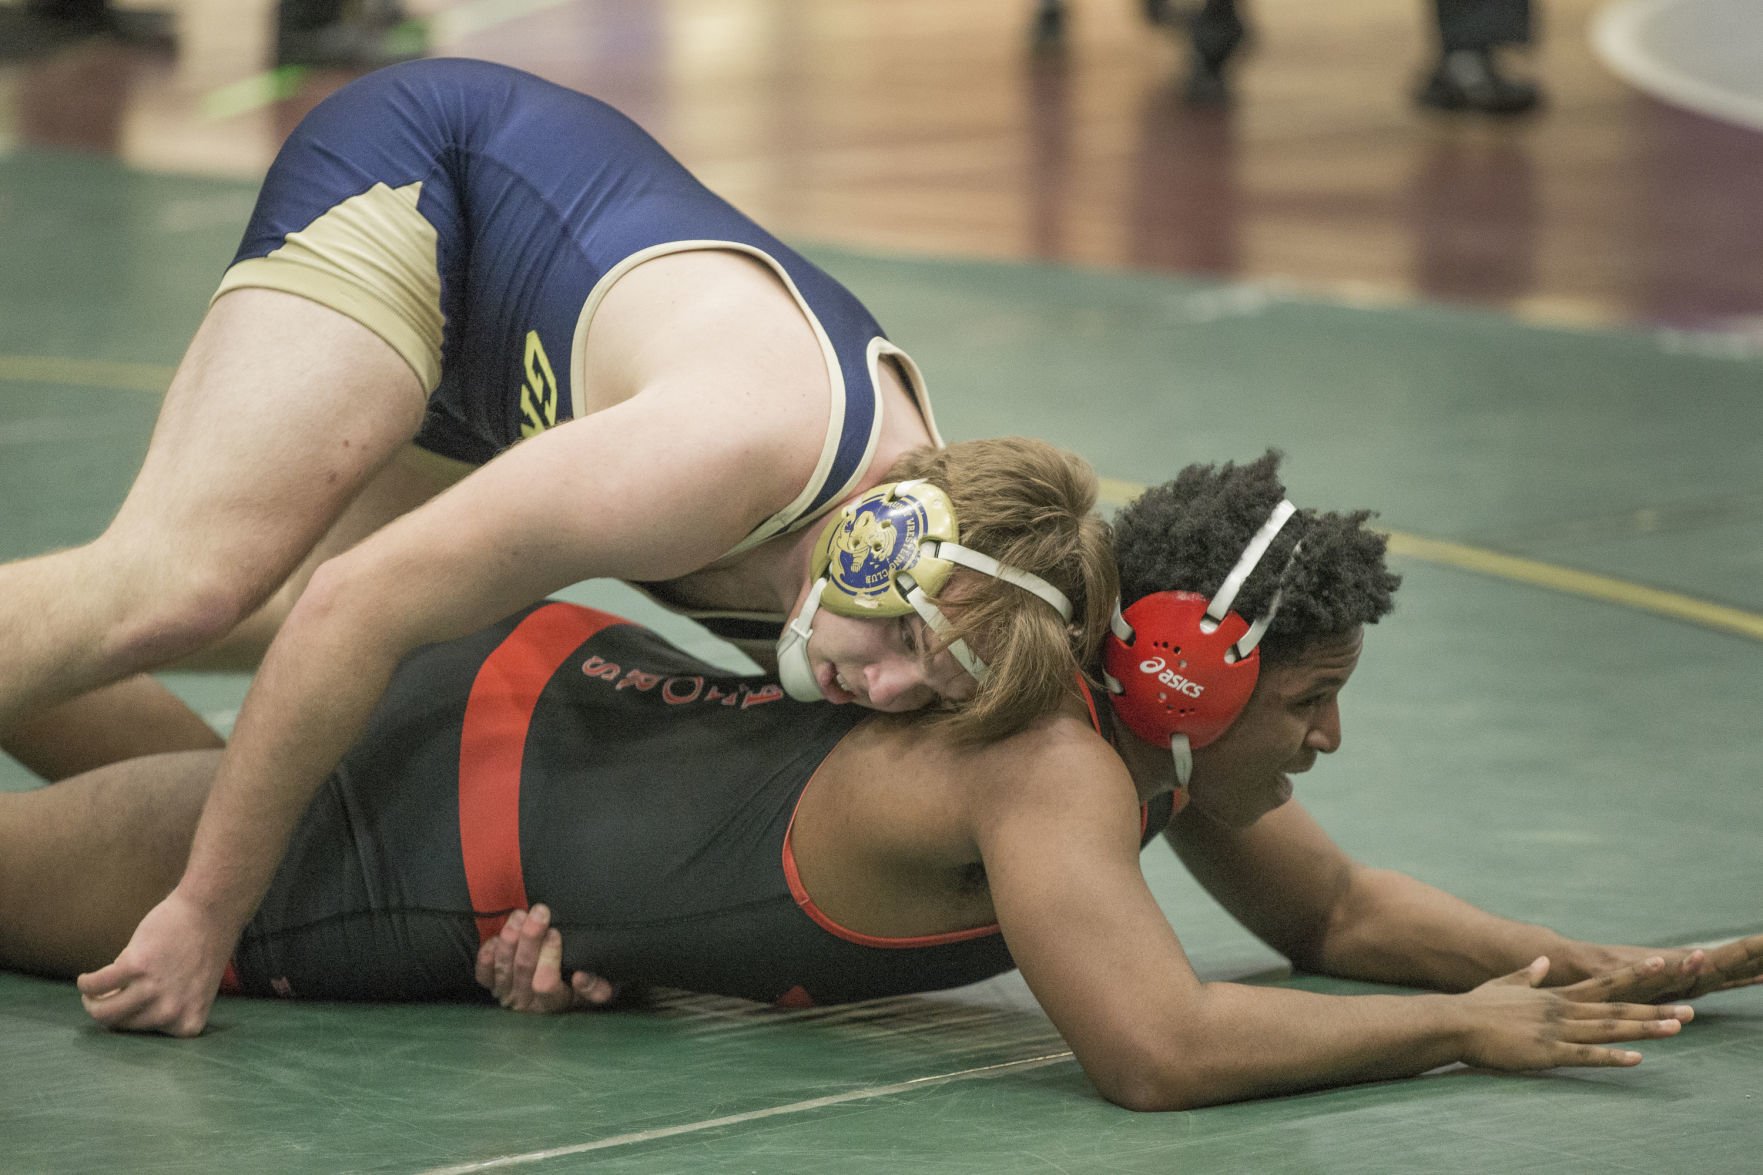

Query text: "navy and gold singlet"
[228, 603, 1173, 1008]
[221, 58, 937, 563]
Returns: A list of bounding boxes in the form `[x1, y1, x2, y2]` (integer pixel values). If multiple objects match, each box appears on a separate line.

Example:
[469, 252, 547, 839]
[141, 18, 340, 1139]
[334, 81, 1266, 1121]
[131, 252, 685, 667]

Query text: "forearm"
[1308, 867, 1604, 991]
[1112, 982, 1467, 1111]
[174, 590, 400, 930]
[1169, 805, 1620, 993]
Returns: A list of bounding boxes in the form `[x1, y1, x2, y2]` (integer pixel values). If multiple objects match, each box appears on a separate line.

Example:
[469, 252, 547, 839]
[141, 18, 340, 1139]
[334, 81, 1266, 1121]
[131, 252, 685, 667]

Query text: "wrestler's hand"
[75, 889, 233, 1037]
[1559, 934, 1763, 1005]
[1455, 956, 1692, 1072]
[474, 904, 617, 1014]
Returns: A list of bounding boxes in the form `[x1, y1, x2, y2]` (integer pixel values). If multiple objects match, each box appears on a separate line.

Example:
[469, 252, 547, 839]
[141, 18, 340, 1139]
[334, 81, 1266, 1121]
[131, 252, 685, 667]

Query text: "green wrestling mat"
[2, 149, 1759, 1172]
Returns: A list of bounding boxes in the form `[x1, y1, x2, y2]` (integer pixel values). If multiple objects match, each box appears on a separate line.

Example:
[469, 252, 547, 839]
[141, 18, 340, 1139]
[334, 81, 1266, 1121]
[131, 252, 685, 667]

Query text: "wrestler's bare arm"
[78, 288, 835, 1037]
[970, 736, 1689, 1112]
[1165, 795, 1763, 1000]
[1165, 797, 1586, 989]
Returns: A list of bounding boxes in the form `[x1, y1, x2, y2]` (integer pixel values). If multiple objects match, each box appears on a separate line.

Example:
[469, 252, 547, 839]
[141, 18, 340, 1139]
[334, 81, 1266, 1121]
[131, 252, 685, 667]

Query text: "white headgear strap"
[1207, 499, 1298, 662]
[776, 580, 827, 701]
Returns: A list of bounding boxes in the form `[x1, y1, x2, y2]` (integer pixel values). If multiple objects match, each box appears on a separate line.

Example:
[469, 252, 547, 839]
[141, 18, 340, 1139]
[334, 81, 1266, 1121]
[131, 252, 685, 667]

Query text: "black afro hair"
[1112, 451, 1401, 663]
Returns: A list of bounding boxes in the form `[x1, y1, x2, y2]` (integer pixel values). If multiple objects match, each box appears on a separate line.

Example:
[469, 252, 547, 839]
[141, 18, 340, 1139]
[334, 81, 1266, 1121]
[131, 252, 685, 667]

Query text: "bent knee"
[108, 584, 258, 668]
[93, 547, 288, 671]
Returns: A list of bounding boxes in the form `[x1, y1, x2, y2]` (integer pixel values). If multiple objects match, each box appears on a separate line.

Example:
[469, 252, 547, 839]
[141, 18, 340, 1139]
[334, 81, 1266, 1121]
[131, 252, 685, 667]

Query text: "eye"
[897, 616, 921, 655]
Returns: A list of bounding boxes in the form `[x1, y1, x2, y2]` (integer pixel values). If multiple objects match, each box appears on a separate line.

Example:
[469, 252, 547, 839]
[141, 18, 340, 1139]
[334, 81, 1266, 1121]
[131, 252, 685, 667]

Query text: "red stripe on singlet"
[459, 603, 625, 944]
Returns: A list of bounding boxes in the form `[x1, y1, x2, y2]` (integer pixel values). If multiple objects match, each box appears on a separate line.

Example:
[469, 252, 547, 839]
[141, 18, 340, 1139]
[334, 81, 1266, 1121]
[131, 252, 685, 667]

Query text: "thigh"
[175, 441, 467, 671]
[107, 288, 427, 596]
[234, 767, 481, 1002]
[0, 751, 219, 977]
[232, 909, 483, 1002]
[1, 677, 222, 782]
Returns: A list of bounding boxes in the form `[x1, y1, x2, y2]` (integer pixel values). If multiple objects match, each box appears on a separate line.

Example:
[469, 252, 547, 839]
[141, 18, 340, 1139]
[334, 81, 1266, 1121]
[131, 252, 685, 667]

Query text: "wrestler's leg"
[4, 447, 464, 776]
[0, 750, 219, 977]
[1, 676, 222, 782]
[0, 288, 426, 730]
[178, 443, 468, 671]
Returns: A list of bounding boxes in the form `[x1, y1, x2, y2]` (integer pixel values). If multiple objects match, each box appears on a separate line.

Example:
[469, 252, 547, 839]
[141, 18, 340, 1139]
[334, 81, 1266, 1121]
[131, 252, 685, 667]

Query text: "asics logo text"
[1139, 656, 1205, 698]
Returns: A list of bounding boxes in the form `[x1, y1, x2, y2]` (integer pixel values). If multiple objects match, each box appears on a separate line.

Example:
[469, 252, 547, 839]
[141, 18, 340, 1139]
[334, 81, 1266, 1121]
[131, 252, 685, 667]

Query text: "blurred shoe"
[1030, 0, 1066, 49]
[24, 0, 107, 24]
[278, 18, 427, 68]
[1416, 48, 1542, 115]
[1182, 2, 1246, 106]
[4, 1, 171, 56]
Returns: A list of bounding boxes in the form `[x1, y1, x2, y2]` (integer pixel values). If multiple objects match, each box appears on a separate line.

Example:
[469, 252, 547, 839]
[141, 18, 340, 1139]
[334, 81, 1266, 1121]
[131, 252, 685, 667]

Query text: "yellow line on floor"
[1384, 532, 1763, 643]
[1098, 477, 1763, 644]
[1, 384, 1755, 644]
[0, 355, 173, 394]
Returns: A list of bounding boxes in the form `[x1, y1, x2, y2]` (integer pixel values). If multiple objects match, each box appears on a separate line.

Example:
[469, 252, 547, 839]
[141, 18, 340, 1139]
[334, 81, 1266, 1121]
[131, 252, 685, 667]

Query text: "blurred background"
[2, 0, 1760, 334]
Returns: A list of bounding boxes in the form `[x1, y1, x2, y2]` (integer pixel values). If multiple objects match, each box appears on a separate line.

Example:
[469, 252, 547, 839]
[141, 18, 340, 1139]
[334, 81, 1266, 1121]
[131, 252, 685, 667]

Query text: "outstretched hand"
[1457, 956, 1692, 1072]
[474, 904, 617, 1014]
[75, 890, 233, 1037]
[1563, 934, 1763, 1006]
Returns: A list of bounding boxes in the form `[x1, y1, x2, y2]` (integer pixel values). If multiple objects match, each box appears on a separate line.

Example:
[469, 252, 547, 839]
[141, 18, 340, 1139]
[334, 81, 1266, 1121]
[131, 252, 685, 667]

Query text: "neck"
[1100, 706, 1177, 804]
[761, 523, 826, 617]
[764, 360, 930, 617]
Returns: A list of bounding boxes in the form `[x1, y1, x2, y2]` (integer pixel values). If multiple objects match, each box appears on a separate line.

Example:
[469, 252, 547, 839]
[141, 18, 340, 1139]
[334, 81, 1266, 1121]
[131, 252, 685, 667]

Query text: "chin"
[1195, 781, 1292, 829]
[1190, 796, 1263, 829]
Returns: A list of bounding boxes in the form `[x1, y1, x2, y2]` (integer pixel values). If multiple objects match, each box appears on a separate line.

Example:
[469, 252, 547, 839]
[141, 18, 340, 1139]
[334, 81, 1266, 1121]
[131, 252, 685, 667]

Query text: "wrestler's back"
[234, 605, 1019, 1006]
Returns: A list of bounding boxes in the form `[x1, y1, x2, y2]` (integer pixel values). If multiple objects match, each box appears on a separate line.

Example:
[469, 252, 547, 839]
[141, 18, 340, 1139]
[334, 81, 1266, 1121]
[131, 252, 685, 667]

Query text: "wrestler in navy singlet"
[222, 59, 937, 573]
[230, 603, 1174, 1007]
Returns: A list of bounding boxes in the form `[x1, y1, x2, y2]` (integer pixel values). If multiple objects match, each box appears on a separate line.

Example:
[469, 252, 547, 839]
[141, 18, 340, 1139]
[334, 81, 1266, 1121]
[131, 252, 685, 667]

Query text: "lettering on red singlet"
[775, 985, 815, 1009]
[616, 668, 663, 692]
[741, 684, 785, 708]
[577, 659, 789, 712]
[580, 655, 620, 682]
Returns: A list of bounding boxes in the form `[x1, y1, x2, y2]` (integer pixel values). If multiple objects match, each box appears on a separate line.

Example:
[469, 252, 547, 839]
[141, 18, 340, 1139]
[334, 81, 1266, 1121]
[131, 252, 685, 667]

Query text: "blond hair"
[885, 437, 1117, 743]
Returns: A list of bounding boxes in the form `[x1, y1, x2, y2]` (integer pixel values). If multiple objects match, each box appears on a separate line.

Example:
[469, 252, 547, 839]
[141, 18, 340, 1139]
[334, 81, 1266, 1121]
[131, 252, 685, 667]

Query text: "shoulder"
[894, 703, 1142, 838]
[588, 249, 832, 406]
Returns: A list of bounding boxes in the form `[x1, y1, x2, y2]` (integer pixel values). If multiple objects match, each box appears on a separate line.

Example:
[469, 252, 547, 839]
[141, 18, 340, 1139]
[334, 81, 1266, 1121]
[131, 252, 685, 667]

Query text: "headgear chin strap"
[777, 479, 1074, 702]
[1102, 500, 1300, 786]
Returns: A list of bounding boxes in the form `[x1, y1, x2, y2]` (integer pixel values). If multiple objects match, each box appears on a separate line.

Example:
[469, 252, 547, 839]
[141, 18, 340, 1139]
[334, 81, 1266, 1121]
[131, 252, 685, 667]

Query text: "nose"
[1305, 699, 1343, 755]
[862, 658, 933, 711]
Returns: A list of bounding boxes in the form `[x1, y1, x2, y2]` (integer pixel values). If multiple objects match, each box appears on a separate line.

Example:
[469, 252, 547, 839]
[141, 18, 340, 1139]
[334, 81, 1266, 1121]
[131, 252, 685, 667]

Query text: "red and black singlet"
[231, 603, 1173, 1006]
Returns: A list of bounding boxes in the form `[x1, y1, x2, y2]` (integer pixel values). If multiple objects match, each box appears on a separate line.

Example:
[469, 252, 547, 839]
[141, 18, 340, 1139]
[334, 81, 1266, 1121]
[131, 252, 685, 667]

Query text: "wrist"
[1425, 992, 1478, 1066]
[171, 873, 256, 936]
[1533, 937, 1611, 985]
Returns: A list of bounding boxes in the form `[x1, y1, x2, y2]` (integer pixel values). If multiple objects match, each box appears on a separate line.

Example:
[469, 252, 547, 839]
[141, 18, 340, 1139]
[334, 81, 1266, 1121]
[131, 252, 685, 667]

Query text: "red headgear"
[1103, 500, 1299, 786]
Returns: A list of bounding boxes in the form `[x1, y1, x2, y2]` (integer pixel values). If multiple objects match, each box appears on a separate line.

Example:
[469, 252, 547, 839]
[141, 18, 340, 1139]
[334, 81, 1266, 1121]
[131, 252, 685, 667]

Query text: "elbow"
[1086, 1040, 1213, 1114]
[1081, 995, 1257, 1113]
[1280, 935, 1330, 976]
[276, 554, 388, 655]
[281, 558, 353, 635]
[1101, 1079, 1203, 1114]
[293, 551, 386, 629]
